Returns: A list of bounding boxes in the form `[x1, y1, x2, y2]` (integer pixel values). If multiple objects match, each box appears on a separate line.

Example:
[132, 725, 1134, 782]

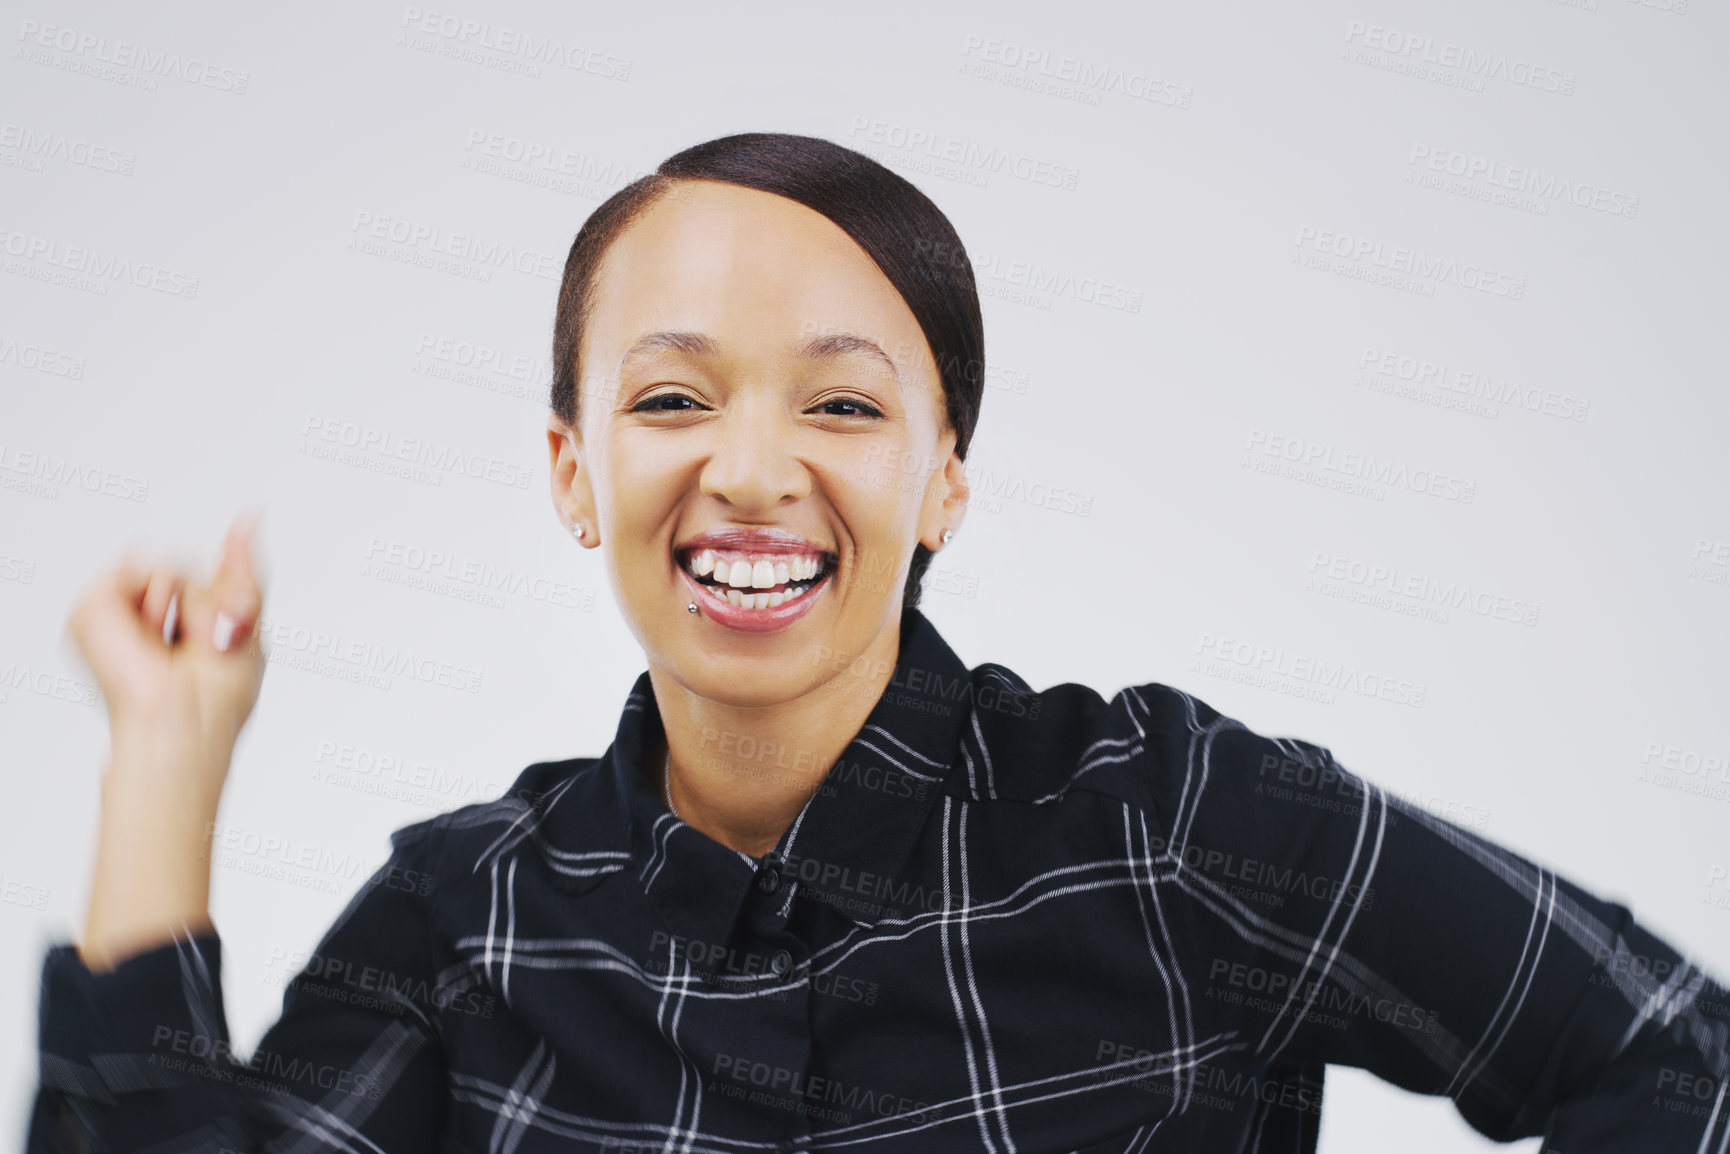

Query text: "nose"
[697, 394, 812, 513]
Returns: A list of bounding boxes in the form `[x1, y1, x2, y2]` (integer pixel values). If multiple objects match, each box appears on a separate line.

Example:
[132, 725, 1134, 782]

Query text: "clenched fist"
[67, 510, 269, 777]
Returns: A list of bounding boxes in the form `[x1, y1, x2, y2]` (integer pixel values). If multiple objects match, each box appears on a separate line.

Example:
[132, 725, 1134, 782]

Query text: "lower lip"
[677, 562, 830, 634]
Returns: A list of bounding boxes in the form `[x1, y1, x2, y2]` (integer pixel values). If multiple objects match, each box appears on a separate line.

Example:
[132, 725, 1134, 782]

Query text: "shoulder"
[964, 668, 1341, 812]
[384, 756, 605, 887]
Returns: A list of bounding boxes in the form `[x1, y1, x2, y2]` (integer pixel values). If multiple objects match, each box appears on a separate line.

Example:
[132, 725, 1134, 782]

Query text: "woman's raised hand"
[68, 510, 269, 765]
[66, 510, 270, 971]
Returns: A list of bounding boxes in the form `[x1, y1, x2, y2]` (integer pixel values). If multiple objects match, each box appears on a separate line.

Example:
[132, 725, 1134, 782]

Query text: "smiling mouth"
[676, 547, 837, 610]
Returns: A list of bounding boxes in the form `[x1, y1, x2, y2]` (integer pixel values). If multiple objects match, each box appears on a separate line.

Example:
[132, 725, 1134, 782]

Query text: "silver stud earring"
[570, 522, 585, 540]
[940, 528, 954, 546]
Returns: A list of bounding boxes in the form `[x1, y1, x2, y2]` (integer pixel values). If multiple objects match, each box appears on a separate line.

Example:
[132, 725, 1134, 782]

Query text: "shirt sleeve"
[27, 814, 451, 1154]
[1136, 684, 1730, 1151]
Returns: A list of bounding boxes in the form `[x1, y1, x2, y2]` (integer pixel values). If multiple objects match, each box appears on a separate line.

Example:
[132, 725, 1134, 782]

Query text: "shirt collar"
[539, 606, 973, 952]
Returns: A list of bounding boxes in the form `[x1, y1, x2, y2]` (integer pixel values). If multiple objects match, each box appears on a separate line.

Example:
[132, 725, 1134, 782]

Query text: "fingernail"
[213, 611, 236, 652]
[163, 592, 180, 646]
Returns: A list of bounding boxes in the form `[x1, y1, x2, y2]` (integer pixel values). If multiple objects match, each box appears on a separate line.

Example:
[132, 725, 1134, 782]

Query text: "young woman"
[32, 132, 1729, 1153]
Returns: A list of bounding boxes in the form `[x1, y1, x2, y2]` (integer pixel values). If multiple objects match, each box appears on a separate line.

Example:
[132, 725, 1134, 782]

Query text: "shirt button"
[769, 949, 793, 976]
[757, 856, 783, 893]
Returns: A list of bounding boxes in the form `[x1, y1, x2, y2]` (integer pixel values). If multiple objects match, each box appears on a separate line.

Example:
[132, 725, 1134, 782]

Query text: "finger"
[177, 575, 255, 655]
[172, 576, 214, 650]
[68, 559, 174, 653]
[68, 560, 143, 642]
[210, 511, 266, 651]
[141, 569, 183, 642]
[214, 513, 259, 597]
[107, 557, 153, 607]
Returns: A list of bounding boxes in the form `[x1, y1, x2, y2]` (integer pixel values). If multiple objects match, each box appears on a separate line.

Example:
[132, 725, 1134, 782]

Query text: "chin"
[674, 657, 830, 710]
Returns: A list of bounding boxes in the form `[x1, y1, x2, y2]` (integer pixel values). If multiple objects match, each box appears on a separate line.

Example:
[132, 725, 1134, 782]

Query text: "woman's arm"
[68, 512, 267, 970]
[30, 817, 452, 1154]
[1134, 683, 1730, 1149]
[77, 719, 228, 973]
[30, 514, 449, 1152]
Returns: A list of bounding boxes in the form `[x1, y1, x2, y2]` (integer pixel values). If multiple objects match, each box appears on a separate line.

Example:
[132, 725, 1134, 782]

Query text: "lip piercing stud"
[687, 601, 699, 613]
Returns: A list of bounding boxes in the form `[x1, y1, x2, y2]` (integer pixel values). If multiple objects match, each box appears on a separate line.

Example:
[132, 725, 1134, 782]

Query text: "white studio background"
[2, 1, 1726, 1149]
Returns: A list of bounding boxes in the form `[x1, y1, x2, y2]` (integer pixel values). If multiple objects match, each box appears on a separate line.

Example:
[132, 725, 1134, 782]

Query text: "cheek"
[598, 435, 685, 518]
[842, 434, 932, 499]
[832, 452, 917, 525]
[827, 457, 926, 588]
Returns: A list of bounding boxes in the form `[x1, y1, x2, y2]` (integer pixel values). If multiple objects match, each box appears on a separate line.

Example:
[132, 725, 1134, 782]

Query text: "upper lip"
[675, 526, 834, 560]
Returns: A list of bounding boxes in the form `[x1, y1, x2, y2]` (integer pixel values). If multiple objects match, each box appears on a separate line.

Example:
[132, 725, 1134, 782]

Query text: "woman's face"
[546, 179, 967, 708]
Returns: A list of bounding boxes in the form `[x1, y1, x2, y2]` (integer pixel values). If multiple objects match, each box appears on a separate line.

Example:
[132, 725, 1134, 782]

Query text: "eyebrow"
[617, 330, 901, 389]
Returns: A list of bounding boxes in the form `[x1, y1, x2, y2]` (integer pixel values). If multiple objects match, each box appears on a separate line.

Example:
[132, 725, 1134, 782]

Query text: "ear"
[919, 427, 968, 550]
[546, 415, 599, 547]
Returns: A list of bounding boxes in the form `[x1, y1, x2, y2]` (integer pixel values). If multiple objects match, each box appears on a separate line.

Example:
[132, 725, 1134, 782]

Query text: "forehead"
[582, 180, 933, 380]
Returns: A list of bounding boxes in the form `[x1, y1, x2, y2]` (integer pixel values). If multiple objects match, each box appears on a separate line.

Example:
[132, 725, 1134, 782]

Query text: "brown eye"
[633, 393, 702, 412]
[813, 398, 884, 419]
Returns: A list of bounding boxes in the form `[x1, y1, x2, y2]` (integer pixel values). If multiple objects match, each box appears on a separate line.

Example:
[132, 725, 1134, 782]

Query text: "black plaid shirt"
[31, 606, 1730, 1153]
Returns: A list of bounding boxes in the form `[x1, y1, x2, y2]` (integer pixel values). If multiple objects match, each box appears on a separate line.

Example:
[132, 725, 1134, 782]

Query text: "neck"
[646, 613, 904, 858]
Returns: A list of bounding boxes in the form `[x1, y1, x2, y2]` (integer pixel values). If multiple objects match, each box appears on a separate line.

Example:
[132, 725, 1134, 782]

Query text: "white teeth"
[684, 547, 830, 603]
[708, 580, 820, 612]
